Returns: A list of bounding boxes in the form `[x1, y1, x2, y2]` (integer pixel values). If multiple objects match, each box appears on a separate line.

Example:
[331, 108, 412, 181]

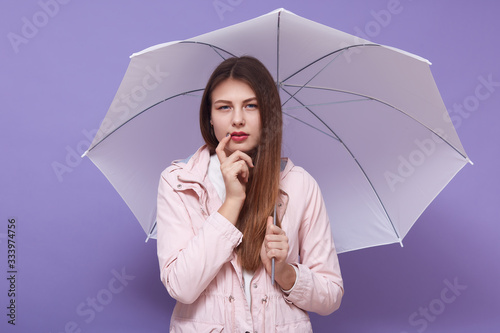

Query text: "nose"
[231, 107, 245, 127]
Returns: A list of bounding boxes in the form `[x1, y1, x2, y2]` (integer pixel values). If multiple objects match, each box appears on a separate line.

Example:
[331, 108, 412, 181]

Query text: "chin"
[228, 144, 258, 155]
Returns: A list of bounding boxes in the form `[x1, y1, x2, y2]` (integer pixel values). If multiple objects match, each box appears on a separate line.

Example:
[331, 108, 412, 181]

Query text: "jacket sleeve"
[283, 170, 344, 315]
[156, 170, 243, 304]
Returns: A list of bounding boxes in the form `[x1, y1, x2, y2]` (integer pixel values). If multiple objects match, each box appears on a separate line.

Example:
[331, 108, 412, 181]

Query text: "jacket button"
[253, 283, 257, 288]
[177, 184, 182, 189]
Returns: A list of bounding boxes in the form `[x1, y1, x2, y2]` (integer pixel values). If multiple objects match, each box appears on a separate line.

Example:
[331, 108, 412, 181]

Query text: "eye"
[217, 105, 231, 111]
[246, 104, 258, 110]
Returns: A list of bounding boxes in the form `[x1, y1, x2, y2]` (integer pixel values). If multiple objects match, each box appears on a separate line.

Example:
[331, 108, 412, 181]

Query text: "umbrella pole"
[272, 204, 276, 285]
[271, 9, 280, 286]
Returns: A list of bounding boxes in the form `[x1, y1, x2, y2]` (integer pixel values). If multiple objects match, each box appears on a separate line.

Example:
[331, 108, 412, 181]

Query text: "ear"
[210, 119, 213, 126]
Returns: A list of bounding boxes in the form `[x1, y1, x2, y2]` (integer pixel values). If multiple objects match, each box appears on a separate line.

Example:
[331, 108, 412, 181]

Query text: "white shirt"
[208, 154, 298, 308]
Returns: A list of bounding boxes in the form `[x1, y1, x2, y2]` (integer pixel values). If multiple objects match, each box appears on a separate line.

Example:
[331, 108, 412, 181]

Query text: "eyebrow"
[213, 97, 257, 104]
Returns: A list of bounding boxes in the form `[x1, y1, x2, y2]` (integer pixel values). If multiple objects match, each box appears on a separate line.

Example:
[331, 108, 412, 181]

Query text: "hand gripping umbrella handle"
[271, 203, 276, 285]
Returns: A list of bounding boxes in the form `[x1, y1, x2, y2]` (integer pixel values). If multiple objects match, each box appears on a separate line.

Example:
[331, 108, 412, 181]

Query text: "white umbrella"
[83, 8, 471, 253]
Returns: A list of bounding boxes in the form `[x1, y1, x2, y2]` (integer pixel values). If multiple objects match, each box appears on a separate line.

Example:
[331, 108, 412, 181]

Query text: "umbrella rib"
[281, 48, 346, 108]
[282, 111, 339, 141]
[179, 41, 237, 59]
[276, 10, 281, 86]
[284, 83, 469, 161]
[281, 86, 341, 141]
[209, 44, 233, 61]
[87, 42, 236, 154]
[86, 88, 206, 153]
[146, 220, 157, 242]
[282, 98, 369, 111]
[280, 86, 402, 241]
[280, 44, 379, 84]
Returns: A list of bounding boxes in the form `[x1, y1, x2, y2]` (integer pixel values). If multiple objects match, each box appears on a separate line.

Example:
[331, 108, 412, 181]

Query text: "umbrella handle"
[271, 204, 277, 285]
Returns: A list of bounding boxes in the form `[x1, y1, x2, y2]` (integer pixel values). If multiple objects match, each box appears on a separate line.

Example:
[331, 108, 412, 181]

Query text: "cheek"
[211, 118, 226, 141]
[213, 126, 224, 142]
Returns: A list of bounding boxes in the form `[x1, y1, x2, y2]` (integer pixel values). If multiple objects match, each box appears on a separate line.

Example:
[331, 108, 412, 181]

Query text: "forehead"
[211, 78, 256, 101]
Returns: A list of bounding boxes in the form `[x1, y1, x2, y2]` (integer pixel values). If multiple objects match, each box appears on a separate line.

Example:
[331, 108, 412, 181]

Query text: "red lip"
[231, 132, 249, 142]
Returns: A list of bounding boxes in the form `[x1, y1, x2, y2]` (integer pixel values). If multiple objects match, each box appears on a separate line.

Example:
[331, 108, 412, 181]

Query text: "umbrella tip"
[81, 150, 88, 158]
[467, 158, 474, 166]
[399, 239, 404, 248]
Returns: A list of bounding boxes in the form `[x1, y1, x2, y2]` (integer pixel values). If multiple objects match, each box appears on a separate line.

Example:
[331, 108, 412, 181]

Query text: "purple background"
[1, 1, 499, 332]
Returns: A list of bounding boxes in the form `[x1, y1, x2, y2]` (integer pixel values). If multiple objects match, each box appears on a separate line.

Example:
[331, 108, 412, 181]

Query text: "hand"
[216, 134, 254, 225]
[260, 217, 296, 290]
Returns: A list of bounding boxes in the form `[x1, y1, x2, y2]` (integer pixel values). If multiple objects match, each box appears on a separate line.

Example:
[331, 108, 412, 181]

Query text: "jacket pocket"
[273, 296, 312, 332]
[275, 320, 313, 333]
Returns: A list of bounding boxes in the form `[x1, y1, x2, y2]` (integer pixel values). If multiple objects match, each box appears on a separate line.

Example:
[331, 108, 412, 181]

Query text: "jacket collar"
[171, 145, 211, 182]
[280, 157, 294, 180]
[171, 145, 291, 234]
[172, 145, 295, 182]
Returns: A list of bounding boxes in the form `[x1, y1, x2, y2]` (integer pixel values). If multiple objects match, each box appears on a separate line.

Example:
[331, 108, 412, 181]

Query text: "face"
[210, 78, 262, 154]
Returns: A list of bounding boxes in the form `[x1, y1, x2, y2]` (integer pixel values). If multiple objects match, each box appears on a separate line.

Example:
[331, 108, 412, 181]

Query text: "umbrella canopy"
[83, 8, 471, 253]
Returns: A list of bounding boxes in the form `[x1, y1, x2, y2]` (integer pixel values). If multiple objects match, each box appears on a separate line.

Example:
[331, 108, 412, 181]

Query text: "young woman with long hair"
[157, 56, 343, 332]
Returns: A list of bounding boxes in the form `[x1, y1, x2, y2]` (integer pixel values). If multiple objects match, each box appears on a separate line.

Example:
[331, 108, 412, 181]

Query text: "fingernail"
[226, 133, 230, 137]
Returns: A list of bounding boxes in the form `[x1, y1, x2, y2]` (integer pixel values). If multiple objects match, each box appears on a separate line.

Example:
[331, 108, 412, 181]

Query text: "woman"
[157, 56, 343, 332]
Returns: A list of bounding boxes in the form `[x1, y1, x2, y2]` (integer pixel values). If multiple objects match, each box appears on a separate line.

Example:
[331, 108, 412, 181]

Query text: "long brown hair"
[200, 56, 283, 271]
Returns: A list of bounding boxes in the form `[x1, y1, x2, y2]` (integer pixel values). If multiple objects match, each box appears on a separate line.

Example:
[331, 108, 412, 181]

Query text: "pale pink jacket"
[157, 145, 343, 332]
